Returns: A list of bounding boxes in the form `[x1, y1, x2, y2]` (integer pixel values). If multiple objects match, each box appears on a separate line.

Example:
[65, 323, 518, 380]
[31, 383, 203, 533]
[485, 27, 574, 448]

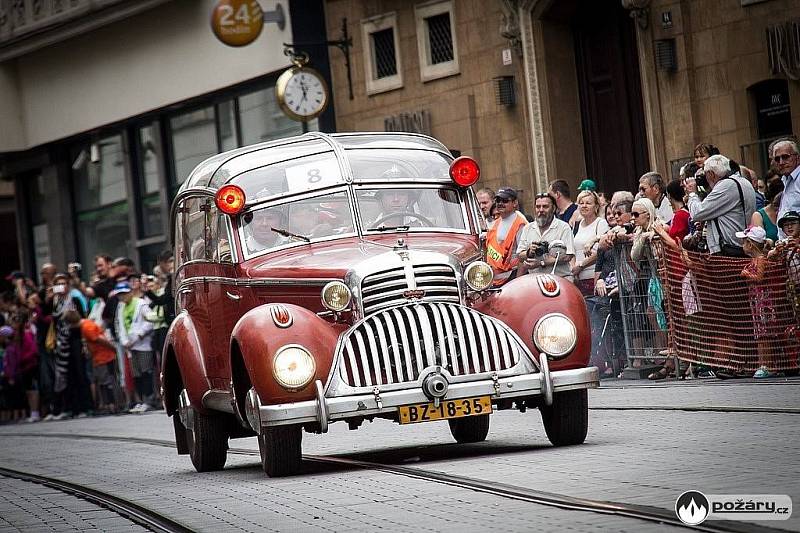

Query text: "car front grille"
[360, 263, 459, 315]
[339, 302, 524, 388]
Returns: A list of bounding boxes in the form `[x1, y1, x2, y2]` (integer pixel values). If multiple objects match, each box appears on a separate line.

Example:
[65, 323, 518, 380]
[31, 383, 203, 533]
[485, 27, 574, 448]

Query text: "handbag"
[44, 321, 56, 351]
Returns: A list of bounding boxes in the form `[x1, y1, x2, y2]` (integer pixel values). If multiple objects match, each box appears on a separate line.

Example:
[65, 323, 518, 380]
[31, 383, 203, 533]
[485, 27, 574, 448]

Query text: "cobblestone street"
[1, 379, 797, 532]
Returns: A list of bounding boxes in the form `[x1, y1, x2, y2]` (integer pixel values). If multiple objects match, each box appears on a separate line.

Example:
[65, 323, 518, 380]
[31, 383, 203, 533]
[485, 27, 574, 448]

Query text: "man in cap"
[485, 187, 528, 285]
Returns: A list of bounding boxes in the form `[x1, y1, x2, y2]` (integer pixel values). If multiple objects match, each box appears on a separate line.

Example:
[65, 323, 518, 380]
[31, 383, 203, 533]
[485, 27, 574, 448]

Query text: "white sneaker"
[52, 412, 71, 421]
[128, 403, 143, 414]
[139, 404, 153, 413]
[43, 414, 56, 421]
[25, 415, 41, 423]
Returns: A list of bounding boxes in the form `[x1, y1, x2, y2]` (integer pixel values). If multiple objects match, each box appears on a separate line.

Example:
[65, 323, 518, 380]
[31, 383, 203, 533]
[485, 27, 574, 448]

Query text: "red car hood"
[241, 233, 480, 279]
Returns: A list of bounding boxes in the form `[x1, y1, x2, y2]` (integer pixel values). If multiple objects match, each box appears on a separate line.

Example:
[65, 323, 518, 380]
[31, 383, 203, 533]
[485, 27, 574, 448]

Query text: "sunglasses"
[494, 198, 510, 204]
[774, 154, 795, 163]
[631, 212, 641, 218]
[613, 211, 625, 217]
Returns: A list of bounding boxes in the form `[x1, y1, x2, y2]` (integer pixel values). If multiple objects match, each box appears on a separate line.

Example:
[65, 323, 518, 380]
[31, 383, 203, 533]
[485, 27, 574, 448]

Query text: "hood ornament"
[393, 237, 408, 251]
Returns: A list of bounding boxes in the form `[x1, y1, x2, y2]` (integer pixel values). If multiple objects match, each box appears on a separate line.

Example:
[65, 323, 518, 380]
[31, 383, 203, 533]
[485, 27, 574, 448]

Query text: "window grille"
[426, 13, 453, 64]
[371, 28, 397, 79]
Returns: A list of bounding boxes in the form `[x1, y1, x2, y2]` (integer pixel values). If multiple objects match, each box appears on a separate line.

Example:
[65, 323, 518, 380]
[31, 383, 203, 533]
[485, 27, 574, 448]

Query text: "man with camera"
[685, 154, 755, 256]
[516, 193, 575, 280]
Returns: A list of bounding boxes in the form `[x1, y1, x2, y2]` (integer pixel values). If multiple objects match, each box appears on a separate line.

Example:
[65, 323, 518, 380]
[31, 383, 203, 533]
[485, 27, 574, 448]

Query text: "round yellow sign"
[210, 0, 264, 47]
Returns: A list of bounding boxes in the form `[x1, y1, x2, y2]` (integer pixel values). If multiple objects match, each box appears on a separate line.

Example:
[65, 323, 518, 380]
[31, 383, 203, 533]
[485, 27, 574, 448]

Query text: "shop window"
[415, 1, 459, 82]
[218, 99, 239, 152]
[170, 107, 218, 189]
[72, 133, 132, 269]
[24, 173, 51, 273]
[238, 87, 303, 146]
[362, 12, 403, 94]
[73, 134, 127, 211]
[137, 123, 165, 238]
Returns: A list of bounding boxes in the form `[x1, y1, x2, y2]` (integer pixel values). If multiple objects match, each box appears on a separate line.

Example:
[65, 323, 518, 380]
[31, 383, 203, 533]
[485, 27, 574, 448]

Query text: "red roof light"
[215, 185, 246, 215]
[449, 156, 481, 187]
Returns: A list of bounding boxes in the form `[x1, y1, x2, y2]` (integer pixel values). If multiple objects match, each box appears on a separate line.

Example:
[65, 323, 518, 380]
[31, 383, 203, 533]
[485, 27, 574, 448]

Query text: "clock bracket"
[283, 17, 353, 100]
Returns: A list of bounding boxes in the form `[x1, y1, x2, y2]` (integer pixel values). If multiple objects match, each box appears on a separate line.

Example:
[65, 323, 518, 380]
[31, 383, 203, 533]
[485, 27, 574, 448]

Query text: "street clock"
[275, 55, 329, 122]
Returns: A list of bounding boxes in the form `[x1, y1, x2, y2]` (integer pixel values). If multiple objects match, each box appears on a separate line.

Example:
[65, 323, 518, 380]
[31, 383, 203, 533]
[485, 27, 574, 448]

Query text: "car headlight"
[272, 345, 316, 390]
[464, 261, 494, 290]
[321, 281, 351, 312]
[532, 313, 577, 358]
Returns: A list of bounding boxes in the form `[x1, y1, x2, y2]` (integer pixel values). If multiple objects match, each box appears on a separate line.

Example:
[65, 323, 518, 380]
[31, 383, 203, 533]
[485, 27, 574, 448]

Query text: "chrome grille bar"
[339, 303, 525, 387]
[360, 263, 459, 315]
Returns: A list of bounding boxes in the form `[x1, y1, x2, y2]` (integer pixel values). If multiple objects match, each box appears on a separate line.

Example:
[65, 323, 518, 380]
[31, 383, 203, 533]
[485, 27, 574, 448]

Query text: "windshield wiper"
[271, 227, 310, 243]
[367, 225, 410, 232]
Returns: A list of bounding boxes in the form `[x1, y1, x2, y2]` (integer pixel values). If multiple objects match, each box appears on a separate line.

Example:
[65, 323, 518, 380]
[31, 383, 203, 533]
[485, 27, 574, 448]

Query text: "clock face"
[277, 67, 329, 121]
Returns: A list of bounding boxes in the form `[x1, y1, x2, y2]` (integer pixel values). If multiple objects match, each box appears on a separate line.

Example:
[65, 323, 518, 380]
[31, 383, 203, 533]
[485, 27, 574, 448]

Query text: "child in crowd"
[738, 226, 777, 378]
[78, 313, 119, 413]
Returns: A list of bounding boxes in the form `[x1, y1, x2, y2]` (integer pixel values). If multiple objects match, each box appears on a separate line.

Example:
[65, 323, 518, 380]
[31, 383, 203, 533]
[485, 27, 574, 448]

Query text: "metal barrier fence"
[610, 242, 670, 371]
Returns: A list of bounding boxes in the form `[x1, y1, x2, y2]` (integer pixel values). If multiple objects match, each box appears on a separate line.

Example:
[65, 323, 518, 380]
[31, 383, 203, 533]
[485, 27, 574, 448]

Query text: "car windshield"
[356, 187, 467, 232]
[240, 191, 355, 256]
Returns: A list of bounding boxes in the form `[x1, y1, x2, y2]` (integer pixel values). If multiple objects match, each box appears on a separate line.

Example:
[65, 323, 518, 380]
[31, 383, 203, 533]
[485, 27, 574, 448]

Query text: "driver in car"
[372, 189, 427, 228]
[243, 207, 288, 253]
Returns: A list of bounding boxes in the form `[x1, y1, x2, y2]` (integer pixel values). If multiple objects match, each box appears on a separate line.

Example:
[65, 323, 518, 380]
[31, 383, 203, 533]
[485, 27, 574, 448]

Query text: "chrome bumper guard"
[245, 360, 599, 432]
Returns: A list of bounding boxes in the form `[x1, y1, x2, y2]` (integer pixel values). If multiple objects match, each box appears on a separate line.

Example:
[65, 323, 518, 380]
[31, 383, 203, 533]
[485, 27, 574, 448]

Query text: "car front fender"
[472, 274, 591, 370]
[231, 303, 346, 404]
[162, 312, 212, 416]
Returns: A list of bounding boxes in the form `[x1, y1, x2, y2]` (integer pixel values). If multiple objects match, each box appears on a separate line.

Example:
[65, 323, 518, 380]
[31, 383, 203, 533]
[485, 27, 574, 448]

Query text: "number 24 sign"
[210, 0, 264, 47]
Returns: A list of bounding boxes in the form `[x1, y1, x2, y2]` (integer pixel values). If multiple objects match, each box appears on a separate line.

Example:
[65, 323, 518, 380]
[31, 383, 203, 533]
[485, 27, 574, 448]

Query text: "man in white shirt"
[516, 193, 575, 280]
[638, 171, 674, 224]
[773, 140, 800, 237]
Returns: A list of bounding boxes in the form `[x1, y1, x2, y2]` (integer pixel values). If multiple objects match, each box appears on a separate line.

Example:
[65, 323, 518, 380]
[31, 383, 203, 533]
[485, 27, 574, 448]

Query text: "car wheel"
[184, 400, 229, 472]
[448, 414, 490, 443]
[539, 389, 588, 446]
[258, 425, 302, 477]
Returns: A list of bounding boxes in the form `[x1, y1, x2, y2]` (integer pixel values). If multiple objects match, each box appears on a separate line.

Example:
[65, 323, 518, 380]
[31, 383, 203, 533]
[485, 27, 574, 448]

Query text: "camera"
[68, 262, 82, 274]
[52, 284, 66, 294]
[694, 170, 709, 191]
[528, 241, 549, 258]
[623, 223, 635, 234]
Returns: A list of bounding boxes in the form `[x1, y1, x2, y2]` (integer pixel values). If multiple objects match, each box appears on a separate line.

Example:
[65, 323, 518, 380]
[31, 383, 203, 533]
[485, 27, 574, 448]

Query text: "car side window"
[214, 213, 234, 263]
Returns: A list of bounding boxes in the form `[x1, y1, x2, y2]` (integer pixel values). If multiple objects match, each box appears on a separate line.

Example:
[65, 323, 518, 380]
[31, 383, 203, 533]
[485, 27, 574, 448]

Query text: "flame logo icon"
[675, 491, 710, 525]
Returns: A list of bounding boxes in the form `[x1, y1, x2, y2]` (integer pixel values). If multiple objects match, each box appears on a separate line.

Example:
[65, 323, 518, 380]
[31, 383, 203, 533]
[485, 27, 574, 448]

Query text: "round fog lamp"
[464, 261, 493, 291]
[533, 313, 577, 358]
[321, 281, 352, 312]
[273, 345, 316, 390]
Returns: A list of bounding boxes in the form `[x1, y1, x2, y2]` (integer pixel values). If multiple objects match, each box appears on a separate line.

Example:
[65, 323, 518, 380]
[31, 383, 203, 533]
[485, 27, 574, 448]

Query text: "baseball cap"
[778, 211, 800, 228]
[577, 179, 597, 192]
[495, 187, 518, 201]
[110, 281, 132, 296]
[4, 270, 24, 281]
[735, 225, 766, 244]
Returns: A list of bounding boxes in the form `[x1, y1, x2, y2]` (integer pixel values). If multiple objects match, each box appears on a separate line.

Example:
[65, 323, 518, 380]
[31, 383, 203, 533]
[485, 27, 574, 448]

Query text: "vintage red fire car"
[162, 132, 598, 477]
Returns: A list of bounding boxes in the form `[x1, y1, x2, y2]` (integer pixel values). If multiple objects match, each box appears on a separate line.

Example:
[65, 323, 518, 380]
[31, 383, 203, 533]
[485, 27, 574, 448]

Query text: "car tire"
[448, 414, 490, 443]
[186, 406, 229, 472]
[258, 425, 302, 477]
[539, 389, 588, 446]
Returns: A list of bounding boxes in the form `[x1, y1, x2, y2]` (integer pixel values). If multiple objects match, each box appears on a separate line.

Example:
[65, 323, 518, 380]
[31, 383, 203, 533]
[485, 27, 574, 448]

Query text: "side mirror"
[549, 240, 567, 258]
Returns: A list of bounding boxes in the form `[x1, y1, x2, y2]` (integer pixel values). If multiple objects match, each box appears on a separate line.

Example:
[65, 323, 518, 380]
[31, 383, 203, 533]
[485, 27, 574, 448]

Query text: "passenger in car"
[242, 207, 288, 253]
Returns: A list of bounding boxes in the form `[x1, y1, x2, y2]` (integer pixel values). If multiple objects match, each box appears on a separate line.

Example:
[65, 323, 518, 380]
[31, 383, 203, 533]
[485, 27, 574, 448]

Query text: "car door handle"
[226, 291, 241, 301]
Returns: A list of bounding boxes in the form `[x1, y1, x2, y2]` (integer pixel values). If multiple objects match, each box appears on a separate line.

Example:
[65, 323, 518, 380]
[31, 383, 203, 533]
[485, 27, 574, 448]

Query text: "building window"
[362, 12, 403, 95]
[72, 133, 132, 269]
[136, 122, 165, 238]
[170, 106, 218, 191]
[217, 99, 239, 152]
[239, 87, 303, 146]
[415, 1, 459, 82]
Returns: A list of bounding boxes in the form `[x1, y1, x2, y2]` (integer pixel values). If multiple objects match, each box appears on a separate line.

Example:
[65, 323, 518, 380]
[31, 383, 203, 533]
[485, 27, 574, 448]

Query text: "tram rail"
[1, 430, 792, 532]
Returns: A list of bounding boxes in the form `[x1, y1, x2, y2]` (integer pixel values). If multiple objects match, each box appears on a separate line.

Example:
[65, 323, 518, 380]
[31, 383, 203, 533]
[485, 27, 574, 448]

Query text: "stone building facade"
[324, 0, 538, 208]
[326, 0, 800, 204]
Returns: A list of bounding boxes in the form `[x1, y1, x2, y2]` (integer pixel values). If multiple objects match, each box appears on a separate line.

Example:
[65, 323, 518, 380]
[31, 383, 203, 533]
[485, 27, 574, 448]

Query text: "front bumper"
[245, 359, 599, 432]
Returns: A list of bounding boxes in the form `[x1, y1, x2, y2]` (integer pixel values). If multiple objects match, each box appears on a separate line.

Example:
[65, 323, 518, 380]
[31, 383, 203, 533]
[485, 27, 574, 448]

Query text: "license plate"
[398, 396, 492, 425]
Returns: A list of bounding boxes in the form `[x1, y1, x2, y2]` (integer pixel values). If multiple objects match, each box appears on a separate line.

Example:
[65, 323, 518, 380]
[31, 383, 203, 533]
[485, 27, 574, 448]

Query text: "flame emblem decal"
[675, 491, 710, 525]
[269, 304, 293, 328]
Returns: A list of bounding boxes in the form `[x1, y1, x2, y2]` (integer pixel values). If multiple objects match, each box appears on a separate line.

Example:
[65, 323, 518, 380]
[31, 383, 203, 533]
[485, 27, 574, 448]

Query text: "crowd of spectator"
[0, 251, 174, 423]
[482, 136, 800, 380]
